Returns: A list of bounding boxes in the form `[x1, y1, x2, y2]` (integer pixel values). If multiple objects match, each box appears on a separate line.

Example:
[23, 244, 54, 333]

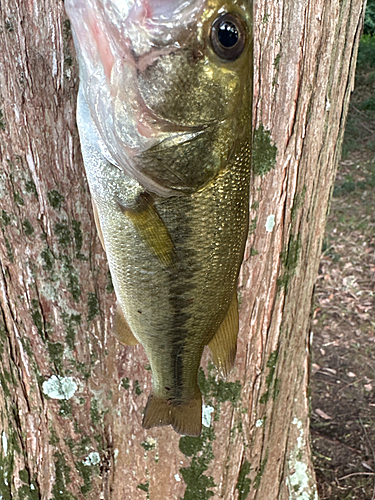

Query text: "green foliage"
[364, 0, 375, 36]
[358, 95, 375, 110]
[357, 35, 375, 69]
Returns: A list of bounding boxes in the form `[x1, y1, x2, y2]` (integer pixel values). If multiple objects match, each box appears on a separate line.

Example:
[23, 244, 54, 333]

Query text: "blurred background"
[311, 2, 375, 498]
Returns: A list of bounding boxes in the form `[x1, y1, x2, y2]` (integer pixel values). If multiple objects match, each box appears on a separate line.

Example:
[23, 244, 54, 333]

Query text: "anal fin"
[118, 192, 176, 268]
[113, 302, 139, 346]
[208, 292, 239, 378]
[142, 392, 202, 437]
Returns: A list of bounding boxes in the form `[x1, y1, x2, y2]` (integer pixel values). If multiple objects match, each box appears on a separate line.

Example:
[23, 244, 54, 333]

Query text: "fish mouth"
[67, 0, 225, 196]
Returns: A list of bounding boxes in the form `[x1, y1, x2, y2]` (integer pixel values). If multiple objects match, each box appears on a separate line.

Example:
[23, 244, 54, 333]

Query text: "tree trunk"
[0, 0, 365, 498]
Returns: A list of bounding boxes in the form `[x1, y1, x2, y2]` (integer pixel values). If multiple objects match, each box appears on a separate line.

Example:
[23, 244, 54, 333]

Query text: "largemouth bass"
[65, 0, 252, 436]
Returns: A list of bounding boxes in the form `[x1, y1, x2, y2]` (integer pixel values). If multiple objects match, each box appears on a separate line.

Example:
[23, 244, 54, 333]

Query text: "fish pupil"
[210, 13, 247, 61]
[218, 21, 239, 48]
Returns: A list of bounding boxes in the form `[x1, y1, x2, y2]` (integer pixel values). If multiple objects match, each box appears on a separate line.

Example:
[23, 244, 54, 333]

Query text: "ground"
[311, 36, 375, 500]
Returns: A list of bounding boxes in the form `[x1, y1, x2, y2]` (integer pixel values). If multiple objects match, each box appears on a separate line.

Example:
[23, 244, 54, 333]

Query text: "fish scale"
[67, 0, 252, 436]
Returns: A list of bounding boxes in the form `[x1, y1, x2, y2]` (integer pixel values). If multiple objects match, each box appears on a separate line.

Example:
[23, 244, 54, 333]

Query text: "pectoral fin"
[92, 199, 105, 251]
[118, 192, 176, 268]
[113, 302, 139, 346]
[208, 292, 239, 378]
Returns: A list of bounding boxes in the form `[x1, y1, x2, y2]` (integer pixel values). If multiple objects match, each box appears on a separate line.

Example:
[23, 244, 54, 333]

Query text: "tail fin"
[142, 392, 202, 437]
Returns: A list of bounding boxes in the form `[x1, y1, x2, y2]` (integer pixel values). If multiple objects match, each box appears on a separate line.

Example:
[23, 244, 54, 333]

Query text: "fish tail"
[142, 392, 202, 437]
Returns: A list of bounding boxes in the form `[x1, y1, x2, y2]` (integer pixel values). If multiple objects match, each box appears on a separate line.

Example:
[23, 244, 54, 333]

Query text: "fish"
[65, 0, 252, 436]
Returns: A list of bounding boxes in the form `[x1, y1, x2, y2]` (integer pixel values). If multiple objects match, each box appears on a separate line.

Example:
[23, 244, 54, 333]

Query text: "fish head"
[66, 0, 252, 195]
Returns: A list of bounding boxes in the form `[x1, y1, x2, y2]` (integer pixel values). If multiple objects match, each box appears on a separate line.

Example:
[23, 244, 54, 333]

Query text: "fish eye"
[210, 12, 247, 61]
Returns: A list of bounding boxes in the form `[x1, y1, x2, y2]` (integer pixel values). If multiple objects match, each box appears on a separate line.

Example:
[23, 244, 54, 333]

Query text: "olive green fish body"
[80, 90, 250, 395]
[68, 0, 252, 436]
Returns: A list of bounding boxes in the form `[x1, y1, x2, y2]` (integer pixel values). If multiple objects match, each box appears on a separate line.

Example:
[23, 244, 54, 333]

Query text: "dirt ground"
[311, 37, 375, 500]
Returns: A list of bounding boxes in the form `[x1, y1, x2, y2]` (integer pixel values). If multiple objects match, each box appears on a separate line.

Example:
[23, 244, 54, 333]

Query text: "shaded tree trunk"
[0, 0, 365, 498]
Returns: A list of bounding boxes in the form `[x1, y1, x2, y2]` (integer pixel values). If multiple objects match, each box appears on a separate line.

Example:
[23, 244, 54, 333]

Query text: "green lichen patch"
[87, 293, 99, 322]
[236, 460, 252, 500]
[77, 437, 91, 456]
[22, 219, 34, 236]
[0, 322, 6, 355]
[0, 449, 14, 500]
[49, 427, 60, 446]
[0, 371, 11, 398]
[4, 19, 14, 32]
[64, 54, 73, 68]
[253, 454, 268, 489]
[71, 360, 90, 380]
[248, 216, 257, 236]
[273, 53, 281, 70]
[198, 364, 242, 407]
[75, 460, 96, 496]
[61, 256, 81, 302]
[90, 400, 100, 425]
[13, 191, 24, 206]
[282, 235, 301, 272]
[25, 179, 38, 197]
[2, 368, 15, 390]
[0, 107, 5, 130]
[3, 234, 14, 263]
[58, 400, 73, 419]
[252, 124, 277, 177]
[291, 186, 307, 222]
[134, 380, 143, 396]
[18, 469, 39, 500]
[61, 312, 81, 350]
[72, 220, 86, 260]
[137, 481, 149, 494]
[31, 299, 46, 341]
[54, 221, 71, 247]
[1, 210, 10, 226]
[179, 426, 216, 500]
[259, 349, 280, 404]
[41, 247, 55, 273]
[63, 19, 72, 40]
[47, 190, 65, 211]
[47, 342, 65, 374]
[52, 452, 75, 500]
[121, 377, 130, 389]
[277, 234, 301, 290]
[230, 418, 243, 438]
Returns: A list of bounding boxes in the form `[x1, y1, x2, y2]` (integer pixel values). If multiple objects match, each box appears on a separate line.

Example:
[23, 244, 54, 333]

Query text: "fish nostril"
[165, 386, 171, 391]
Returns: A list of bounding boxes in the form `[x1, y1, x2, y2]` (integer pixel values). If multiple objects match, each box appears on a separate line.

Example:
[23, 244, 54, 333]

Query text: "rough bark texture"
[0, 0, 365, 499]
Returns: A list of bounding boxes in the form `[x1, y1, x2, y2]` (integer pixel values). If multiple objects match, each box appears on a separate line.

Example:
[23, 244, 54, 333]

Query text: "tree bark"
[0, 0, 365, 499]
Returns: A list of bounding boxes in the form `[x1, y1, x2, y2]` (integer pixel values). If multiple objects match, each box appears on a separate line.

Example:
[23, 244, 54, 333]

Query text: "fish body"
[66, 0, 252, 436]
